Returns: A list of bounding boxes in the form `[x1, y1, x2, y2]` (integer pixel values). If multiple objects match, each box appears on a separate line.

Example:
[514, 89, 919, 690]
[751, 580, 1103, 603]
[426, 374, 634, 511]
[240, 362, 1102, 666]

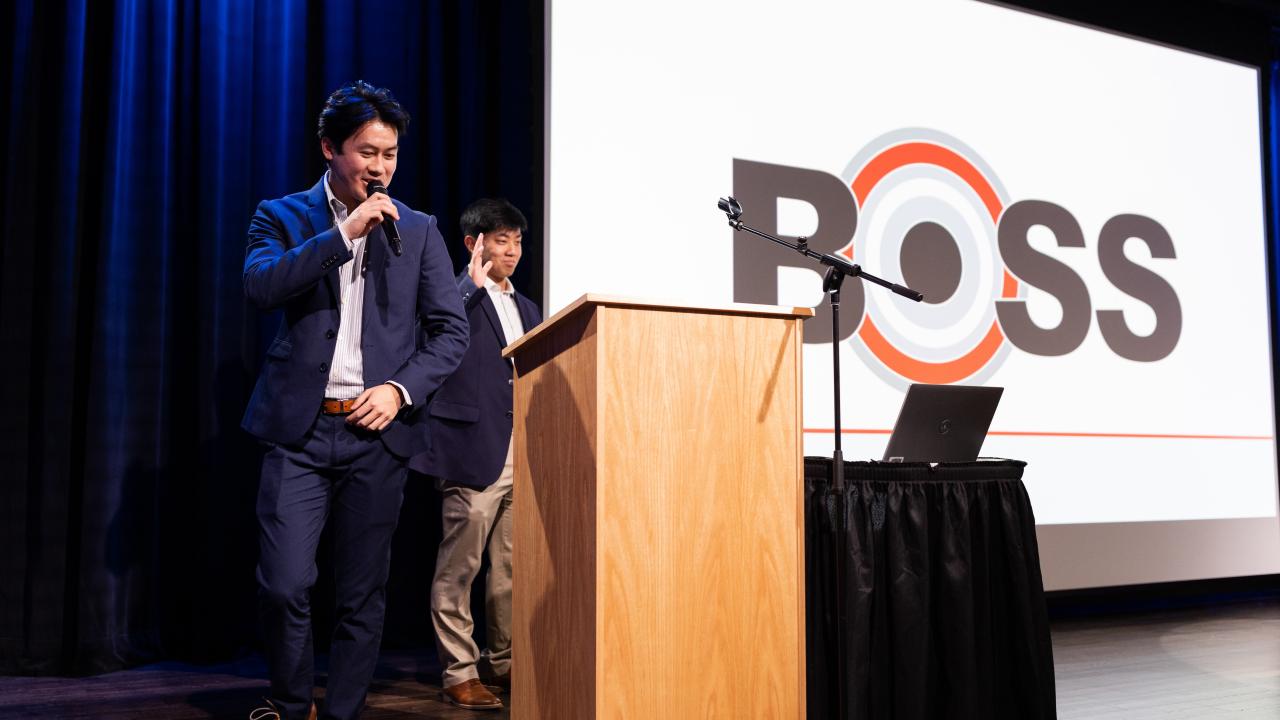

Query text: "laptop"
[882, 384, 1003, 462]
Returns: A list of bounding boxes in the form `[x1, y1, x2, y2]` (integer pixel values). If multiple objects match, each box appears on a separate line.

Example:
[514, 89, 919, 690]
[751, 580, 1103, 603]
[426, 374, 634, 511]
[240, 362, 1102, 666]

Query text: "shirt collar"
[323, 170, 348, 221]
[484, 275, 514, 295]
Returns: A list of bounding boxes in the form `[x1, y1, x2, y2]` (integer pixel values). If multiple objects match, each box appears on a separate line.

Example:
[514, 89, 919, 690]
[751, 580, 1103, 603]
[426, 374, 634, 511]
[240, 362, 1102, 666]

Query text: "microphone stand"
[719, 198, 923, 492]
[721, 197, 922, 720]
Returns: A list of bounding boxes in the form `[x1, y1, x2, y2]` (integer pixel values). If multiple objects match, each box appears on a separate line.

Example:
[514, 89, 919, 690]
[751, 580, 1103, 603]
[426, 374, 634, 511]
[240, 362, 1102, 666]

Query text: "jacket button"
[326, 330, 336, 339]
[506, 410, 513, 418]
[319, 362, 328, 372]
[508, 379, 513, 386]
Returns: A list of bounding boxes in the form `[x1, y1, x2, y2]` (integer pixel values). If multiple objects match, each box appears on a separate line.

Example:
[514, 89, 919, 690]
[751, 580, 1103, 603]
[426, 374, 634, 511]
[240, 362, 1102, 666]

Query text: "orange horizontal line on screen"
[803, 429, 1275, 440]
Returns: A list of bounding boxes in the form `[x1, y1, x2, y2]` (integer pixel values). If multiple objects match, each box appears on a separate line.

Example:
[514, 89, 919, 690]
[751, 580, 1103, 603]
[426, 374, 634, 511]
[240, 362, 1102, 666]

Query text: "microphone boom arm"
[723, 202, 923, 302]
[717, 194, 923, 495]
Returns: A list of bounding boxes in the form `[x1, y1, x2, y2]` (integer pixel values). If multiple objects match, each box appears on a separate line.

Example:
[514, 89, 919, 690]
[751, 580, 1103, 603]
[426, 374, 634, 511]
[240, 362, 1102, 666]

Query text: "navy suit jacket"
[410, 272, 541, 487]
[241, 177, 469, 458]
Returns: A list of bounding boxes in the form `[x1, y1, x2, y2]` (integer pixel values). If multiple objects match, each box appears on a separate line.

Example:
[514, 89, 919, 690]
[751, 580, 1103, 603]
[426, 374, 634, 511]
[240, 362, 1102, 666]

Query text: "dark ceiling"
[997, 0, 1279, 66]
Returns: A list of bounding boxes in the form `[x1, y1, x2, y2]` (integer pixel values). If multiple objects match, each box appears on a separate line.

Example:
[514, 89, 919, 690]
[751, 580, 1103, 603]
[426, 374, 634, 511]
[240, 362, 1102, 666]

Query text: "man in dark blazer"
[242, 81, 468, 720]
[411, 199, 540, 711]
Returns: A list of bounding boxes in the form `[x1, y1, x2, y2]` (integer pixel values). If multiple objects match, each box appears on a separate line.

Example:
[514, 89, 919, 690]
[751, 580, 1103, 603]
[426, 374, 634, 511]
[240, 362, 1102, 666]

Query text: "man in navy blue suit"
[411, 199, 541, 711]
[242, 81, 468, 720]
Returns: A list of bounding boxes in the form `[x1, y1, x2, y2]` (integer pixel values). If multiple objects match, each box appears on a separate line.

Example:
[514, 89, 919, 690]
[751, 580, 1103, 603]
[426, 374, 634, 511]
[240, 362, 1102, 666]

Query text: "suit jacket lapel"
[515, 294, 539, 334]
[305, 179, 340, 303]
[479, 290, 506, 349]
[364, 224, 388, 313]
[458, 271, 505, 346]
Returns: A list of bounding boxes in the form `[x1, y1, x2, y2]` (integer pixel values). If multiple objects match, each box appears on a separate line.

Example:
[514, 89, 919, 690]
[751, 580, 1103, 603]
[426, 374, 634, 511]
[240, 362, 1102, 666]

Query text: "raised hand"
[467, 232, 493, 288]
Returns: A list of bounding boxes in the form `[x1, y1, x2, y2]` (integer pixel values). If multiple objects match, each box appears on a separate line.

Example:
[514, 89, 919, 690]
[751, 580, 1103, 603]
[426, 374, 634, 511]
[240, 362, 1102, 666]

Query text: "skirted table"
[804, 458, 1057, 720]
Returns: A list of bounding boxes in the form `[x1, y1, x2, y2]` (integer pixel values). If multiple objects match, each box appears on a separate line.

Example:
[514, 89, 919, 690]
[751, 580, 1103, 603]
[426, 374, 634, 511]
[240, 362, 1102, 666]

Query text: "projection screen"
[545, 0, 1280, 590]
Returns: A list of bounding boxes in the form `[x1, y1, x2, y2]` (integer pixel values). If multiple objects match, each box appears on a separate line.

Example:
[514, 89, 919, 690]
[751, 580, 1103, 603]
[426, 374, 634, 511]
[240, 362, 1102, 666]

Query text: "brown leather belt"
[321, 398, 359, 415]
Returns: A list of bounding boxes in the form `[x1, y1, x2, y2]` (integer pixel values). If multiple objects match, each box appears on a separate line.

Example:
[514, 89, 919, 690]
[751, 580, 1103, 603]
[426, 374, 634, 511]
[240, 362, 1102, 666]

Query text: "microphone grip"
[383, 216, 403, 256]
[366, 181, 403, 256]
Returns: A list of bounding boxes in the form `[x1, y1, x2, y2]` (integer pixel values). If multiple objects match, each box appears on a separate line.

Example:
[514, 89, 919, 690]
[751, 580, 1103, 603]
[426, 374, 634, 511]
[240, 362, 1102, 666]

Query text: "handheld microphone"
[365, 181, 403, 256]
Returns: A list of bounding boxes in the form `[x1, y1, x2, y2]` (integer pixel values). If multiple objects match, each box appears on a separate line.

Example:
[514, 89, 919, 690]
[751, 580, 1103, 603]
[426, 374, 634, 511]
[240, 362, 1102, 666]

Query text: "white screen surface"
[547, 0, 1280, 589]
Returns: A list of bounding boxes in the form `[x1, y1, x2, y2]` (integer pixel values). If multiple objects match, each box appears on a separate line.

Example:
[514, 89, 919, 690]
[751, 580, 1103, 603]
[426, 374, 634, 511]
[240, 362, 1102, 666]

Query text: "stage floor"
[1, 600, 1277, 719]
[1053, 599, 1280, 719]
[0, 652, 505, 720]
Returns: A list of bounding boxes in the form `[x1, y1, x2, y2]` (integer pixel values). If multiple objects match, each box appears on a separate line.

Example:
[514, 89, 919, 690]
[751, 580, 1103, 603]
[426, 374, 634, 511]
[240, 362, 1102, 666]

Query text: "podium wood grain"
[510, 297, 808, 719]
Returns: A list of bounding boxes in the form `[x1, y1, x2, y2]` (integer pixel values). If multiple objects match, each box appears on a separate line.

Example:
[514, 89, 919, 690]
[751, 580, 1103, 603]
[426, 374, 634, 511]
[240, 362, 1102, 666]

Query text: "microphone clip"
[717, 196, 744, 221]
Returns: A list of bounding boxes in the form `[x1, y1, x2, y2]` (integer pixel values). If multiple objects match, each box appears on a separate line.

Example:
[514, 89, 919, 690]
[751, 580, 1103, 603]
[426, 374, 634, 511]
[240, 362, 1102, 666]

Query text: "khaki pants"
[430, 440, 514, 687]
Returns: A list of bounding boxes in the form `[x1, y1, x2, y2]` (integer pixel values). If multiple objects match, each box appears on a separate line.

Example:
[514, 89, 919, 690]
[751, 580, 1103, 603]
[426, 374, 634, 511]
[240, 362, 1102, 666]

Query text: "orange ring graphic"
[847, 141, 1018, 383]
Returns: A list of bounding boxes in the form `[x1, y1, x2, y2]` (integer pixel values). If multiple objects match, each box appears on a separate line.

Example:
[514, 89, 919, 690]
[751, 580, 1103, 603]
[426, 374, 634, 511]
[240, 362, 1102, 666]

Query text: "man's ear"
[464, 235, 477, 252]
[320, 137, 336, 162]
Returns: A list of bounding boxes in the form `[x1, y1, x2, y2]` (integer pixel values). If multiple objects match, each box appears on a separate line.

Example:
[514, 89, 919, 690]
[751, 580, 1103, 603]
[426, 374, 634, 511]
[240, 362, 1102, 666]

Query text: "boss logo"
[733, 129, 1182, 388]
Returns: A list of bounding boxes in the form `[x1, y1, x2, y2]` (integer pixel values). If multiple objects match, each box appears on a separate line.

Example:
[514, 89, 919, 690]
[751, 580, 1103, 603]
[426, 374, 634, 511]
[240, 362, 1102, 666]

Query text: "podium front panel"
[511, 298, 807, 719]
[595, 306, 804, 718]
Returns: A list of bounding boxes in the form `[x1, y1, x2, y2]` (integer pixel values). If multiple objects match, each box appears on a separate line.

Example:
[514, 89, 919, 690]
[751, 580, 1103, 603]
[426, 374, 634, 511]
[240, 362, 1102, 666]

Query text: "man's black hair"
[460, 198, 529, 238]
[317, 80, 410, 152]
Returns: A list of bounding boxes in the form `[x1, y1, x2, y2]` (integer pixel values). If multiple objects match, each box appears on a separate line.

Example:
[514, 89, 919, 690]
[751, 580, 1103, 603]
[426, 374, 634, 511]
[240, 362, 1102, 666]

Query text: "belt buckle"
[322, 398, 355, 415]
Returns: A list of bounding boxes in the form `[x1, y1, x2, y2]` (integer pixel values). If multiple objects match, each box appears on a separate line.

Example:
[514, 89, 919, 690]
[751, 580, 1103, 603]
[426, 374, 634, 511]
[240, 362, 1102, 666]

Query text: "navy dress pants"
[256, 414, 408, 720]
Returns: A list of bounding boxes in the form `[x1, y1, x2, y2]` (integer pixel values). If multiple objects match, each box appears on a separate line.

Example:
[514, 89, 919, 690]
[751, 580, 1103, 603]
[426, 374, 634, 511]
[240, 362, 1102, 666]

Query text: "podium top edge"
[501, 293, 815, 358]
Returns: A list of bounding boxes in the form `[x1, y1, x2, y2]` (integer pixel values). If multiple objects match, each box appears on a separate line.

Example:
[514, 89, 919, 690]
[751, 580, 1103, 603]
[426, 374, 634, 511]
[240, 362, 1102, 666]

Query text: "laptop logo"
[882, 384, 1003, 463]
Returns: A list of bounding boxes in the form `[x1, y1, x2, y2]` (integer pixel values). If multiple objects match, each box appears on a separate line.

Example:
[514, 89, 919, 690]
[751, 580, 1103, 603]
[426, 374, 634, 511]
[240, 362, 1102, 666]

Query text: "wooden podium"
[502, 295, 812, 719]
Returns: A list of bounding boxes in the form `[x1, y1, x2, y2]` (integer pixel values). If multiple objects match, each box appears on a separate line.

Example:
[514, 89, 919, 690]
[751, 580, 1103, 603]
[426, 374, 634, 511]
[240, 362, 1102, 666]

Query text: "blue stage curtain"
[0, 0, 540, 675]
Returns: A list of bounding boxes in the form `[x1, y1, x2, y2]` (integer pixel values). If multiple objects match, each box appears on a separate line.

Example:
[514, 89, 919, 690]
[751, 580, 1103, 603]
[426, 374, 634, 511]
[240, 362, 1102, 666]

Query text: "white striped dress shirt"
[484, 276, 526, 347]
[320, 174, 410, 405]
[323, 175, 368, 400]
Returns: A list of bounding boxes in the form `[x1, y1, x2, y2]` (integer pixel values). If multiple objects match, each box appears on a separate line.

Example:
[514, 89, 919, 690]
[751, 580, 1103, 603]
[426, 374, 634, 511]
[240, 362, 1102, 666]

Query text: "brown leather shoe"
[248, 700, 316, 720]
[480, 671, 510, 693]
[441, 678, 503, 710]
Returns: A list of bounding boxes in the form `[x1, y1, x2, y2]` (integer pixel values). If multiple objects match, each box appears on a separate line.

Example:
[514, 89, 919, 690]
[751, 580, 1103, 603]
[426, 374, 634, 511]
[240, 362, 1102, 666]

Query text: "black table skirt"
[804, 458, 1056, 720]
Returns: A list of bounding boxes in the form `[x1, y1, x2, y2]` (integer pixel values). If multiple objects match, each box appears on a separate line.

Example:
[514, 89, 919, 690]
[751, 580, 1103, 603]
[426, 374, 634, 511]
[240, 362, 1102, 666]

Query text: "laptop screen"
[882, 384, 1004, 463]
